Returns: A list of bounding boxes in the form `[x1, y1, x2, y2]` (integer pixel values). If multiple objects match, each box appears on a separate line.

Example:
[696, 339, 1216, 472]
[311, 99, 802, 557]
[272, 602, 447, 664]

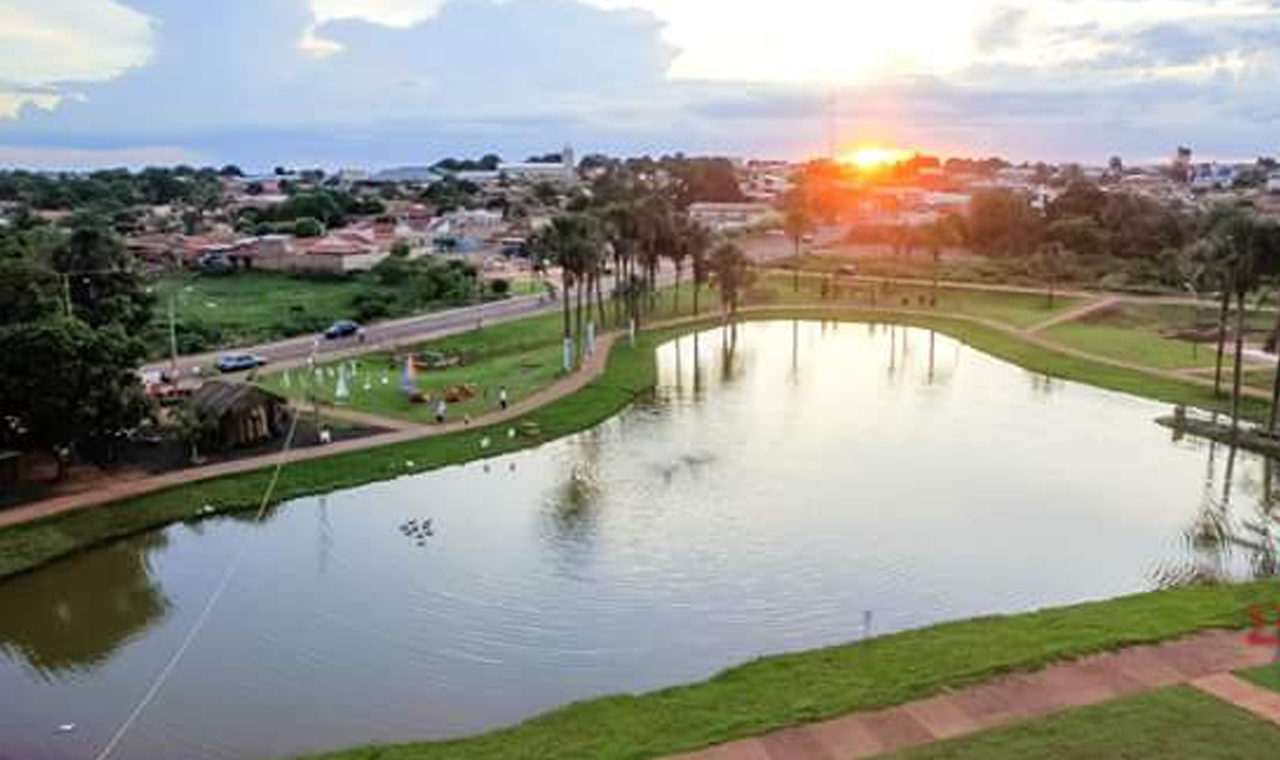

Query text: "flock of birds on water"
[399, 518, 435, 547]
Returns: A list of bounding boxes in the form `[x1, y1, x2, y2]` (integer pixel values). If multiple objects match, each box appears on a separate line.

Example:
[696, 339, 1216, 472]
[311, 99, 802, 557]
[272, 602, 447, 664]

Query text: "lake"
[1, 321, 1274, 760]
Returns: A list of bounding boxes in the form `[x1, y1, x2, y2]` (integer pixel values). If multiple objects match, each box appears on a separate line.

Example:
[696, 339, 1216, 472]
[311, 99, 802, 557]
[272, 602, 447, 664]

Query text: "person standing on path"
[435, 399, 447, 424]
[498, 386, 509, 410]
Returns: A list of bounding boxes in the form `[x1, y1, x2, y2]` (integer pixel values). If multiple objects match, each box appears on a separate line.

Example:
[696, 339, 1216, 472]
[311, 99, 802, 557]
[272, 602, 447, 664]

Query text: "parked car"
[837, 264, 858, 276]
[324, 320, 362, 340]
[216, 352, 269, 373]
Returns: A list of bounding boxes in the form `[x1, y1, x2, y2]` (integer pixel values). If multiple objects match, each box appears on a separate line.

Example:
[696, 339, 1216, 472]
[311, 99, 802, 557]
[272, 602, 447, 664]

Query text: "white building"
[1190, 163, 1236, 192]
[1268, 172, 1280, 194]
[689, 202, 780, 232]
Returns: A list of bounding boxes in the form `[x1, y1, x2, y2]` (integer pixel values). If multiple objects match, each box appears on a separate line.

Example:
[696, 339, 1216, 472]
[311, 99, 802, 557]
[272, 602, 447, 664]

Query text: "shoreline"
[0, 306, 1271, 582]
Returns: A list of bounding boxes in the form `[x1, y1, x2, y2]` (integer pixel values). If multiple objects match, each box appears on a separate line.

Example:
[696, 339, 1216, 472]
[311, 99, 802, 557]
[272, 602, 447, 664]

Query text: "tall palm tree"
[1220, 215, 1262, 435]
[1207, 207, 1252, 397]
[711, 241, 751, 318]
[686, 222, 713, 317]
[531, 214, 597, 370]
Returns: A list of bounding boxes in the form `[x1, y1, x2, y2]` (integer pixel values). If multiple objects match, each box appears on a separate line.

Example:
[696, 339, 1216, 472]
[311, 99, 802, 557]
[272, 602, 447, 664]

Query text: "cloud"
[1, 0, 1279, 166]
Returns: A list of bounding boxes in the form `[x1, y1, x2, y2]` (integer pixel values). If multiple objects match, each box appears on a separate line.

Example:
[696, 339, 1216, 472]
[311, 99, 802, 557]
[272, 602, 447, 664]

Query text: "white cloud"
[0, 0, 152, 84]
[0, 0, 1277, 165]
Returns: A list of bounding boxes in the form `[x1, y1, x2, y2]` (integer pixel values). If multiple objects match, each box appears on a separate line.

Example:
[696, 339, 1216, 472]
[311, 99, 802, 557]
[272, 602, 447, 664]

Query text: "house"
[1268, 172, 1280, 195]
[1190, 163, 1236, 192]
[187, 381, 290, 449]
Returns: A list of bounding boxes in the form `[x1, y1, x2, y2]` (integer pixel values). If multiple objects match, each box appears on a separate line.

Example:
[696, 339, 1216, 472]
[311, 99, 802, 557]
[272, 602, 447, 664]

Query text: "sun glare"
[841, 146, 915, 171]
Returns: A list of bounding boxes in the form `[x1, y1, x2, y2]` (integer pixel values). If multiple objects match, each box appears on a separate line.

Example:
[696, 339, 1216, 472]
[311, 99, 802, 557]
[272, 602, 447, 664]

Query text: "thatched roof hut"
[187, 381, 289, 449]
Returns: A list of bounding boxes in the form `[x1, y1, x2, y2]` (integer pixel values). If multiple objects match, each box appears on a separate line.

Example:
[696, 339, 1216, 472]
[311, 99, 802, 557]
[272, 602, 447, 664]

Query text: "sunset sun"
[841, 145, 915, 170]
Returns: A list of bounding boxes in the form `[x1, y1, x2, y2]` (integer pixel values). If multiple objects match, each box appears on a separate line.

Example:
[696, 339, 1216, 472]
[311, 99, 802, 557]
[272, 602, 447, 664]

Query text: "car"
[324, 320, 362, 340]
[216, 352, 269, 373]
[837, 264, 858, 276]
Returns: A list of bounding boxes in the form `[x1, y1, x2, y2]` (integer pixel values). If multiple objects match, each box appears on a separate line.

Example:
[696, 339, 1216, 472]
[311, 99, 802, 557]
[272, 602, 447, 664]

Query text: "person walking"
[435, 399, 447, 424]
[498, 386, 509, 410]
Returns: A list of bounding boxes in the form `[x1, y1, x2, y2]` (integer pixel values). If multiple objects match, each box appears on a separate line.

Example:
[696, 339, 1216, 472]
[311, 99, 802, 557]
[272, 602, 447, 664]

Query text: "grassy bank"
[285, 583, 1280, 760]
[885, 686, 1280, 760]
[2, 304, 1272, 579]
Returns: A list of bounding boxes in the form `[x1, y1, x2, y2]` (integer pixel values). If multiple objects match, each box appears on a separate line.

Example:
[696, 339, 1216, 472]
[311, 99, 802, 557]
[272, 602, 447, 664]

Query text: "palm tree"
[1218, 214, 1262, 435]
[1207, 207, 1253, 397]
[784, 201, 811, 294]
[686, 222, 713, 317]
[711, 241, 751, 318]
[921, 216, 960, 306]
[531, 214, 597, 370]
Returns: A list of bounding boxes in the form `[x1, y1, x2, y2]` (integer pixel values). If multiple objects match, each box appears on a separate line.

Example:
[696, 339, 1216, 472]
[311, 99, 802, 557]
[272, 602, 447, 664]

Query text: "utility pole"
[168, 294, 179, 379]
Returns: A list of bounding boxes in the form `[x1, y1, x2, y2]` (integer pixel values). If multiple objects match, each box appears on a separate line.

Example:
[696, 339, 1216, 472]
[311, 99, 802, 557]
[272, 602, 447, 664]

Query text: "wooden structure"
[187, 381, 290, 449]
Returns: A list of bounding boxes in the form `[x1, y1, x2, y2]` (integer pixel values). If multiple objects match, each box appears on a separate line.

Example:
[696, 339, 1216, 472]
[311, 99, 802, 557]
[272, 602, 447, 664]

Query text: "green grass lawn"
[884, 687, 1280, 760]
[261, 344, 565, 424]
[1043, 301, 1278, 371]
[1237, 663, 1280, 694]
[149, 271, 388, 356]
[753, 271, 1083, 329]
[1044, 322, 1225, 369]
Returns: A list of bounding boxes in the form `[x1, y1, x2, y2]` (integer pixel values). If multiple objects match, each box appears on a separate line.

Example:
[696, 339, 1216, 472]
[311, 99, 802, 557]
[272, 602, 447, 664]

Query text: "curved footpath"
[2, 296, 1274, 534]
[0, 334, 615, 532]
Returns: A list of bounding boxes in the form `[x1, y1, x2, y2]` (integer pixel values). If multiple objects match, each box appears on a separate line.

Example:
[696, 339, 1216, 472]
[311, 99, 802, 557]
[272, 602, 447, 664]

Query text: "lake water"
[2, 321, 1276, 760]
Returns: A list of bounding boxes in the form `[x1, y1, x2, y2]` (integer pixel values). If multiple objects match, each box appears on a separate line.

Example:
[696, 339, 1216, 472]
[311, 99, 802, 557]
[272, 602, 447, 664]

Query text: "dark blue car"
[324, 320, 361, 340]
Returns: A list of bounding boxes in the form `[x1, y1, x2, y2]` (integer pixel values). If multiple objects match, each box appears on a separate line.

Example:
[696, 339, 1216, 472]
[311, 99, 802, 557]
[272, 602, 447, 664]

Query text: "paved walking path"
[1022, 295, 1121, 335]
[660, 630, 1278, 760]
[0, 334, 615, 531]
[1193, 672, 1280, 726]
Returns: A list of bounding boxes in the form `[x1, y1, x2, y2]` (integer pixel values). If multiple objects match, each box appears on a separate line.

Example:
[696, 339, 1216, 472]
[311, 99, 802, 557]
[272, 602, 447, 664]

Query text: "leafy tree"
[0, 258, 63, 322]
[0, 319, 149, 474]
[51, 219, 154, 334]
[967, 189, 1041, 257]
[294, 217, 324, 238]
[1046, 216, 1107, 258]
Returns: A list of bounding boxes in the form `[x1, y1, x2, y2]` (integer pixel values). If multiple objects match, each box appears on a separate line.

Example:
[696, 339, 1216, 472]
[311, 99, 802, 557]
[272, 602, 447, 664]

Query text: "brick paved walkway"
[662, 630, 1277, 760]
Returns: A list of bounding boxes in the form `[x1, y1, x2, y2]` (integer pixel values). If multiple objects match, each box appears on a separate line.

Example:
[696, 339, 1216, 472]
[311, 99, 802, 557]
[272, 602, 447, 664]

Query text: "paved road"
[146, 265, 679, 379]
[144, 294, 559, 378]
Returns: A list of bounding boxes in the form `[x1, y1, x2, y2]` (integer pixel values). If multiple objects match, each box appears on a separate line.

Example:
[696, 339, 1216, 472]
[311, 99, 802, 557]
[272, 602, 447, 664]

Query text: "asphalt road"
[144, 293, 560, 379]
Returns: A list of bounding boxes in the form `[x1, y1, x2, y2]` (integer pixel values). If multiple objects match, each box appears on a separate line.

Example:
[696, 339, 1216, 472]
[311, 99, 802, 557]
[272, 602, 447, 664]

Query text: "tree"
[967, 189, 1041, 257]
[294, 217, 324, 238]
[920, 216, 961, 304]
[0, 319, 150, 475]
[711, 241, 751, 317]
[1045, 216, 1107, 258]
[531, 214, 600, 369]
[683, 220, 713, 317]
[0, 258, 63, 323]
[1033, 242, 1071, 308]
[51, 218, 153, 334]
[784, 198, 812, 293]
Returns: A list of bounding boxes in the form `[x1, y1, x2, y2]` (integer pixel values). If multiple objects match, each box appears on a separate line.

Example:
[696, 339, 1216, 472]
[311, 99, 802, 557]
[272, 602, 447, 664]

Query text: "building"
[689, 202, 780, 232]
[1190, 163, 1236, 192]
[186, 381, 290, 450]
[497, 145, 578, 184]
[1268, 172, 1280, 195]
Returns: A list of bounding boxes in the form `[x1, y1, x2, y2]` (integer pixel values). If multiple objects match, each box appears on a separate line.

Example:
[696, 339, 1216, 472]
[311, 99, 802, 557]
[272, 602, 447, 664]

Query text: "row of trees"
[530, 177, 751, 370]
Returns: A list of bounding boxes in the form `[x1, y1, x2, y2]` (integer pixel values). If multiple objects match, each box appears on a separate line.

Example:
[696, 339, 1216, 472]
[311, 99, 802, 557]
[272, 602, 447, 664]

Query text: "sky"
[1, 0, 1278, 169]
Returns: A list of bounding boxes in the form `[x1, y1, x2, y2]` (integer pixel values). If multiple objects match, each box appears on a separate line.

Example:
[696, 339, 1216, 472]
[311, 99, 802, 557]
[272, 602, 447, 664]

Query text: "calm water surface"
[2, 322, 1277, 760]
